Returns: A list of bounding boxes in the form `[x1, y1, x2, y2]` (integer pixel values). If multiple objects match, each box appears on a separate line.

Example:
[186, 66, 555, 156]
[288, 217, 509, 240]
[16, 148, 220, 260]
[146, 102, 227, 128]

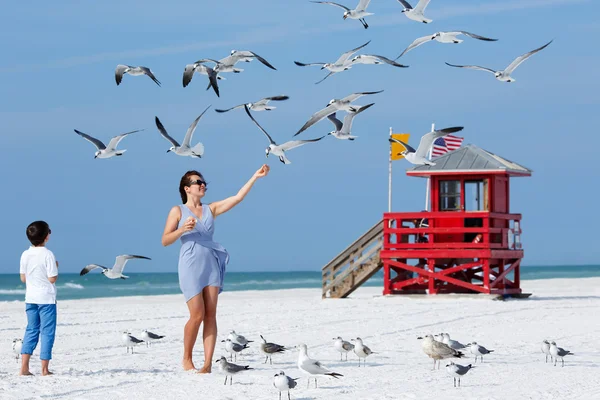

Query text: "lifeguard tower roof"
[407, 144, 532, 177]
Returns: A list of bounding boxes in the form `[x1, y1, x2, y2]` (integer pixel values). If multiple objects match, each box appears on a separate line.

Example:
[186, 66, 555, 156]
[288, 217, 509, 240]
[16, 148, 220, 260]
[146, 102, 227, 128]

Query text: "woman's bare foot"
[41, 371, 54, 376]
[19, 370, 33, 376]
[182, 359, 196, 371]
[198, 366, 212, 374]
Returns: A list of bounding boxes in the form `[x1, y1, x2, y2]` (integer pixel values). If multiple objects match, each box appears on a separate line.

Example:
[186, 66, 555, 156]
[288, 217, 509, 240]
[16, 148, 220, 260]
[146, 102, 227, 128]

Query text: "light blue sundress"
[177, 204, 229, 302]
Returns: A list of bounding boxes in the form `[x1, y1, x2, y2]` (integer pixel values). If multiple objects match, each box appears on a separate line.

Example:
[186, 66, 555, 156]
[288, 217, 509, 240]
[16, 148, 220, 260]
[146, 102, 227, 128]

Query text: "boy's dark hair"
[26, 221, 50, 246]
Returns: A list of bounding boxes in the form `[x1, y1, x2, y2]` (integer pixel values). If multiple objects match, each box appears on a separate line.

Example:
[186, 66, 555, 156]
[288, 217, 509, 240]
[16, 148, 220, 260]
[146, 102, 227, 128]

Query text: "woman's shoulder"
[169, 205, 183, 217]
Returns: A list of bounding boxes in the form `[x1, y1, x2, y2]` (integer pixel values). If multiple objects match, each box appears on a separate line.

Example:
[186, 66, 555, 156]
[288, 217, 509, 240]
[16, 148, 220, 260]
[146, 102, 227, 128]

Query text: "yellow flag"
[390, 133, 411, 161]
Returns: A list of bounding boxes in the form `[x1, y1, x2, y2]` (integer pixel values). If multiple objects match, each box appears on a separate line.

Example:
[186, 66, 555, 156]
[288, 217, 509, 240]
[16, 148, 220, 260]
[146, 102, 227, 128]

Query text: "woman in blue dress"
[161, 165, 270, 373]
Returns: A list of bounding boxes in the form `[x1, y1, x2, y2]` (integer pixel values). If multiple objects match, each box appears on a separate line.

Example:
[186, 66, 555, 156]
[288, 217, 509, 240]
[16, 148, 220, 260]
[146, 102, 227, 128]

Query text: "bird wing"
[335, 40, 371, 65]
[458, 31, 498, 41]
[280, 136, 326, 151]
[315, 71, 336, 85]
[355, 54, 409, 67]
[264, 343, 286, 353]
[113, 254, 151, 275]
[155, 117, 180, 147]
[432, 341, 459, 357]
[295, 104, 338, 136]
[357, 0, 371, 12]
[389, 137, 416, 153]
[74, 129, 106, 150]
[226, 363, 250, 373]
[341, 102, 374, 134]
[139, 67, 161, 86]
[397, 0, 413, 10]
[215, 104, 245, 113]
[294, 61, 326, 67]
[182, 105, 211, 148]
[115, 64, 129, 85]
[263, 95, 290, 102]
[342, 341, 354, 351]
[243, 51, 277, 70]
[287, 376, 298, 389]
[183, 64, 196, 87]
[147, 331, 165, 339]
[106, 129, 143, 151]
[415, 126, 463, 159]
[80, 264, 107, 276]
[397, 35, 433, 59]
[301, 358, 330, 374]
[341, 90, 384, 103]
[244, 105, 276, 145]
[413, 0, 430, 13]
[504, 40, 552, 74]
[445, 62, 496, 74]
[327, 112, 343, 132]
[310, 1, 350, 12]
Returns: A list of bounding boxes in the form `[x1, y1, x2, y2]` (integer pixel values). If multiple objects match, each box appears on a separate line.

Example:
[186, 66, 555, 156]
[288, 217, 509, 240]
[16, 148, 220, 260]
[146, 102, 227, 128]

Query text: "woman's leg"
[21, 304, 41, 375]
[183, 294, 205, 371]
[198, 286, 220, 373]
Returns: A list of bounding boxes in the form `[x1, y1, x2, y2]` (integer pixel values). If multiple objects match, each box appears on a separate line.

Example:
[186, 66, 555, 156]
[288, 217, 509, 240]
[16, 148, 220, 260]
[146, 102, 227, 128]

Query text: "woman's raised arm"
[210, 164, 270, 218]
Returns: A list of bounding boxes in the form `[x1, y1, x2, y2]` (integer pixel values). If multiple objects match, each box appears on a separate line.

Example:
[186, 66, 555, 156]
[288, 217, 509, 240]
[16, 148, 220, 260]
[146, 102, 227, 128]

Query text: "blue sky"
[1, 0, 598, 274]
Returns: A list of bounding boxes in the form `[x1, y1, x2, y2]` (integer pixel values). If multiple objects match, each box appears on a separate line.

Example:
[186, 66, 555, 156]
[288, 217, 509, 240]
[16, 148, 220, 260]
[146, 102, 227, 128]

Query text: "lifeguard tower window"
[465, 180, 488, 211]
[439, 180, 461, 211]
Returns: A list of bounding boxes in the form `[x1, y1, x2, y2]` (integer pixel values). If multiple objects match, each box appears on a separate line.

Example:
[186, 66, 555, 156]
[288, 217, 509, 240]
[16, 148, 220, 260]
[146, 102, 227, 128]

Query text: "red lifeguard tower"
[380, 144, 531, 296]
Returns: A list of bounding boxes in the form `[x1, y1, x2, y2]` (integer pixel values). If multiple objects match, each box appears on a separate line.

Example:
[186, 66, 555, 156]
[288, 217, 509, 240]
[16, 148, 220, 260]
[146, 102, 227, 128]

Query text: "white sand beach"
[1, 278, 599, 400]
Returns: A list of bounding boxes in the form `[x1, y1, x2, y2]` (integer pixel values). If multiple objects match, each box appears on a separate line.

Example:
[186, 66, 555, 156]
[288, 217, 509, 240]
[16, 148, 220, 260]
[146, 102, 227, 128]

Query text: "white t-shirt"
[19, 246, 58, 304]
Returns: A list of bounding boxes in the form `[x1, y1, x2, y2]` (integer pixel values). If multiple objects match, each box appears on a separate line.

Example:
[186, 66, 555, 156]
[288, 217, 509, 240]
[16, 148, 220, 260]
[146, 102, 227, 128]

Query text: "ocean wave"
[61, 282, 84, 289]
[0, 289, 26, 295]
[228, 279, 321, 286]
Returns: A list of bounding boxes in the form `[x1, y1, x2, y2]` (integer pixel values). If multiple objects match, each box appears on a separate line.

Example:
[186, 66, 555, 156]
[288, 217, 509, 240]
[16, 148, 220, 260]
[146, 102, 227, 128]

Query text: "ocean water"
[1, 265, 599, 302]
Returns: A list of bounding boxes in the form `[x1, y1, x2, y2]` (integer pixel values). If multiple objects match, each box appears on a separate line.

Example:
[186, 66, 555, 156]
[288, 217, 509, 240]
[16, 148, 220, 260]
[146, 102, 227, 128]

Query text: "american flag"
[431, 135, 464, 158]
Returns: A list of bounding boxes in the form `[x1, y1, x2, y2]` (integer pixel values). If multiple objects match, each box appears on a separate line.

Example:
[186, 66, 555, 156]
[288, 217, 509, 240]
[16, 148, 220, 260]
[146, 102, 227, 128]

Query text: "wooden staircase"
[321, 220, 384, 298]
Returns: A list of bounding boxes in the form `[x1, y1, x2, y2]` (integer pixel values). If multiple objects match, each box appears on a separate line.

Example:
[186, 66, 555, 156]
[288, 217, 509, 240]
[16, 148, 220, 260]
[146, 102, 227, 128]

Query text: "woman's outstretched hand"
[253, 164, 270, 179]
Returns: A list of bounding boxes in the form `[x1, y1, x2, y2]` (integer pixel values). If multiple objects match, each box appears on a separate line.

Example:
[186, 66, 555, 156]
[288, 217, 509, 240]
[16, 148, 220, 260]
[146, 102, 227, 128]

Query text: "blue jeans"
[22, 303, 57, 360]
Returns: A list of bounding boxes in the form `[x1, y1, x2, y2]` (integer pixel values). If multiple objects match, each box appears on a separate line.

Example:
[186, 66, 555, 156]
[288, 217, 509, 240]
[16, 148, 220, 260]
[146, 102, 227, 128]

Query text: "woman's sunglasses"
[189, 179, 207, 188]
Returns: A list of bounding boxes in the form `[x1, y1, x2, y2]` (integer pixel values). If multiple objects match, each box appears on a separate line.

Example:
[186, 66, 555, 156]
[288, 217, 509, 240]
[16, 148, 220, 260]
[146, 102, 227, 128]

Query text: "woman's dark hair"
[179, 170, 204, 204]
[26, 221, 50, 246]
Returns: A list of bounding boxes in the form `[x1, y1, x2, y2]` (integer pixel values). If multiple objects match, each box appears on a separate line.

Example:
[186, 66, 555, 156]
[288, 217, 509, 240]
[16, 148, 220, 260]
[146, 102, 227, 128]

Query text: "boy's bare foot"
[19, 370, 33, 376]
[182, 360, 196, 371]
[41, 371, 54, 376]
[198, 366, 212, 374]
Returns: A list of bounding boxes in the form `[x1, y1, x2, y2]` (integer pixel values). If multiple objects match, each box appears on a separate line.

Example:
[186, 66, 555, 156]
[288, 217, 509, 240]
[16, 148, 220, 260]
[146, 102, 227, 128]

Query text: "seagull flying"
[122, 331, 144, 354]
[141, 330, 165, 347]
[350, 54, 408, 68]
[12, 339, 22, 363]
[115, 65, 161, 86]
[326, 103, 374, 140]
[74, 129, 143, 159]
[389, 126, 464, 165]
[296, 343, 343, 389]
[216, 356, 253, 385]
[228, 330, 253, 346]
[79, 255, 151, 280]
[294, 40, 370, 84]
[418, 334, 464, 370]
[445, 39, 552, 82]
[397, 0, 432, 23]
[214, 49, 277, 72]
[549, 341, 573, 367]
[155, 105, 211, 158]
[351, 337, 375, 367]
[333, 337, 355, 361]
[244, 105, 325, 164]
[182, 61, 221, 96]
[311, 0, 373, 29]
[260, 335, 288, 365]
[294, 90, 383, 136]
[397, 31, 498, 59]
[273, 371, 299, 400]
[446, 362, 474, 387]
[215, 96, 289, 113]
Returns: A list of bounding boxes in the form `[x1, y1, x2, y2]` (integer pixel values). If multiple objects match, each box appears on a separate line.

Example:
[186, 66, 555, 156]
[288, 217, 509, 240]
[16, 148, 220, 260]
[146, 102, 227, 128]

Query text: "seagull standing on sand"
[333, 337, 354, 361]
[228, 330, 253, 346]
[155, 106, 211, 158]
[549, 341, 573, 367]
[295, 90, 383, 136]
[122, 332, 144, 354]
[115, 65, 161, 86]
[273, 371, 299, 400]
[467, 342, 494, 363]
[222, 338, 249, 362]
[74, 129, 143, 159]
[442, 333, 467, 350]
[141, 330, 165, 347]
[542, 339, 551, 363]
[397, 31, 498, 59]
[326, 103, 374, 140]
[216, 356, 253, 385]
[389, 126, 464, 165]
[215, 96, 289, 113]
[418, 334, 464, 370]
[351, 337, 375, 367]
[294, 40, 371, 84]
[12, 339, 22, 363]
[445, 40, 552, 83]
[311, 0, 374, 29]
[446, 362, 474, 387]
[296, 343, 343, 388]
[260, 335, 287, 365]
[79, 255, 151, 279]
[244, 105, 325, 164]
[397, 0, 432, 23]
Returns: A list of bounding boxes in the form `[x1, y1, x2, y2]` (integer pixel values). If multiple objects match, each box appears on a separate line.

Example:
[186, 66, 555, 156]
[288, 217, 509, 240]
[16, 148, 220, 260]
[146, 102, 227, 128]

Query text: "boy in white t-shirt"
[19, 220, 58, 376]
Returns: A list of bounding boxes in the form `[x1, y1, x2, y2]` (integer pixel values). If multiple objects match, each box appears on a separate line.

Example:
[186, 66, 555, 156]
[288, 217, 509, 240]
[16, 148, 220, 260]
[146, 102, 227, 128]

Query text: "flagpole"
[388, 126, 393, 213]
[424, 123, 434, 211]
